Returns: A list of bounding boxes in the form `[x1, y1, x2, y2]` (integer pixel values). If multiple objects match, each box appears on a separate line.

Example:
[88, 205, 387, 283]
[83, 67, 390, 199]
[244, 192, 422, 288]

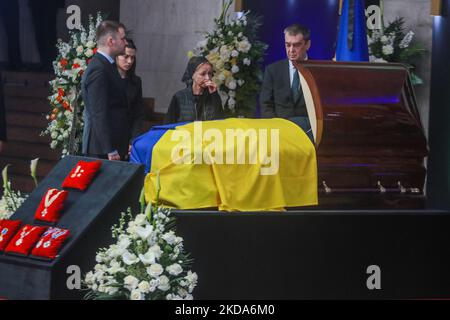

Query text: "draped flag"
[336, 0, 369, 61]
[132, 118, 318, 211]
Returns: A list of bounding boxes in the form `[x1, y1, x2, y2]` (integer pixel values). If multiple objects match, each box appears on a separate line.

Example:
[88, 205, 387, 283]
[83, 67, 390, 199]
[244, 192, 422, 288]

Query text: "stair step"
[6, 111, 49, 128]
[1, 141, 60, 161]
[1, 71, 53, 99]
[0, 156, 55, 178]
[4, 96, 50, 114]
[1, 71, 53, 84]
[6, 126, 51, 144]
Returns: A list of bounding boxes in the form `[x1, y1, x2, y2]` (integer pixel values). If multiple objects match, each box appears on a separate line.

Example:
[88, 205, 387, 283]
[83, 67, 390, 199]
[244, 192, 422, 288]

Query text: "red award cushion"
[34, 188, 69, 223]
[31, 227, 70, 260]
[5, 225, 47, 255]
[62, 160, 102, 191]
[0, 220, 22, 251]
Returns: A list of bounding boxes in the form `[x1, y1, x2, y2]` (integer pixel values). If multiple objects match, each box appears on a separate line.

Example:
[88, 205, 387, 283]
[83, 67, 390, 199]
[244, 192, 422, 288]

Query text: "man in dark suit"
[260, 24, 313, 141]
[81, 21, 128, 161]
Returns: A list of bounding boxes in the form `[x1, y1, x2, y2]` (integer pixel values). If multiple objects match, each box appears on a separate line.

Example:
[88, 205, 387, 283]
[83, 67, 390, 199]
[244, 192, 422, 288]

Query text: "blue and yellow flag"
[336, 0, 369, 61]
[132, 118, 318, 211]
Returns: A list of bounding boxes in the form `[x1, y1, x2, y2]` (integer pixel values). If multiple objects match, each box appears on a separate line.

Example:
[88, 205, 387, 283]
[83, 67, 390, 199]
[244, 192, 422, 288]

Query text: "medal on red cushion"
[34, 188, 68, 223]
[5, 225, 47, 255]
[0, 220, 22, 251]
[62, 160, 102, 191]
[31, 227, 70, 259]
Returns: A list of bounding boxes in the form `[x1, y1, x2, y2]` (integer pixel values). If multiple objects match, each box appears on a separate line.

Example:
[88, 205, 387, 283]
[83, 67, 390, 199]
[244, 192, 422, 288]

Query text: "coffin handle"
[397, 181, 407, 194]
[322, 181, 332, 194]
[377, 181, 386, 193]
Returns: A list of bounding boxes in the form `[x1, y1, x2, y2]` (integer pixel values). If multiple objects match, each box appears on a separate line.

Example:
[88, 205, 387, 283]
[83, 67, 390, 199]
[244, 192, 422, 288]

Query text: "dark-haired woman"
[116, 39, 145, 159]
[164, 56, 224, 124]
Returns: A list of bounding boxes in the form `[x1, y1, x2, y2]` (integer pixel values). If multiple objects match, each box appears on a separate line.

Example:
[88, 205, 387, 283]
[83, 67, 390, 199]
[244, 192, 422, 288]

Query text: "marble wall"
[383, 0, 433, 138]
[120, 0, 228, 113]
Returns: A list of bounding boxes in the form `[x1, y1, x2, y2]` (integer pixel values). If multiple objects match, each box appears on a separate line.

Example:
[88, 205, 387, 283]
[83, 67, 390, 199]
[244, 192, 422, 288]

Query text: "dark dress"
[164, 87, 224, 124]
[122, 76, 145, 144]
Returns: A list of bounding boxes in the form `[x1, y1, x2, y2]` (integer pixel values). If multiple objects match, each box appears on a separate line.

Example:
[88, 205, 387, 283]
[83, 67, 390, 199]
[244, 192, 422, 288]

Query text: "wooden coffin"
[296, 61, 428, 208]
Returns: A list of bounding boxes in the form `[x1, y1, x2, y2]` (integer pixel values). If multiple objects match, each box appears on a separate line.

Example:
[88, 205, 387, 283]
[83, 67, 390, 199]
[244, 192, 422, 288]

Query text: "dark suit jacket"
[0, 76, 7, 142]
[124, 75, 145, 142]
[81, 53, 129, 158]
[260, 59, 307, 118]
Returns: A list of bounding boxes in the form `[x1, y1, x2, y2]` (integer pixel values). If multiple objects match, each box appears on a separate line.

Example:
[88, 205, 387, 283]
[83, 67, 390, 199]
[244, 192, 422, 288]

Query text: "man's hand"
[108, 153, 121, 161]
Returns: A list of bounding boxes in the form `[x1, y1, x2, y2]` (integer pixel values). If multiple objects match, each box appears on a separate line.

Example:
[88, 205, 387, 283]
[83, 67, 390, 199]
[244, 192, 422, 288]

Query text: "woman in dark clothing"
[115, 39, 145, 158]
[165, 56, 224, 124]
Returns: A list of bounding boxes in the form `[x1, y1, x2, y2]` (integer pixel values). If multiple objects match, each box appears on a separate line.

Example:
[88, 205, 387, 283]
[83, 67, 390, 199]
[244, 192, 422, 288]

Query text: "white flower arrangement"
[83, 177, 198, 300]
[42, 13, 103, 156]
[190, 0, 267, 117]
[368, 17, 425, 85]
[0, 159, 39, 220]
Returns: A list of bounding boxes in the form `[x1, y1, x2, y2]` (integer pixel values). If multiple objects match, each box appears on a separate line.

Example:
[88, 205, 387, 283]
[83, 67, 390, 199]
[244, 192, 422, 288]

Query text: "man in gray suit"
[260, 24, 313, 141]
[81, 21, 128, 160]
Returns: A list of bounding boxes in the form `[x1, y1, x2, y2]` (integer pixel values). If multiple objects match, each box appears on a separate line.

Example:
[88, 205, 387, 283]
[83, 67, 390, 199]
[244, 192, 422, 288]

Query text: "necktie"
[292, 67, 300, 103]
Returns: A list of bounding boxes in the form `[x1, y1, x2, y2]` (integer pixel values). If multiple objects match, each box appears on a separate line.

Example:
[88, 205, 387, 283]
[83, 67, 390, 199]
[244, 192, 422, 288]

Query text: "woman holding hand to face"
[165, 56, 224, 124]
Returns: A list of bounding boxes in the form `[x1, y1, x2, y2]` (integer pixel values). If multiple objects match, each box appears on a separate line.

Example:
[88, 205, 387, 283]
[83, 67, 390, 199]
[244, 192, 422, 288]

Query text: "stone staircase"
[1, 71, 58, 193]
[1, 71, 164, 194]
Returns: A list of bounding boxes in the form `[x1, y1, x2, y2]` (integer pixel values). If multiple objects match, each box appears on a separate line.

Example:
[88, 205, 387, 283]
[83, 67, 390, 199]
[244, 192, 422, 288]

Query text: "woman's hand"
[203, 80, 217, 93]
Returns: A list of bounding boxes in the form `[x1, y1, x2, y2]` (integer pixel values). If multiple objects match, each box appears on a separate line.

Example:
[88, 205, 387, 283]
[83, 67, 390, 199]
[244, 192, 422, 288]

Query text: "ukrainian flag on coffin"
[131, 118, 318, 211]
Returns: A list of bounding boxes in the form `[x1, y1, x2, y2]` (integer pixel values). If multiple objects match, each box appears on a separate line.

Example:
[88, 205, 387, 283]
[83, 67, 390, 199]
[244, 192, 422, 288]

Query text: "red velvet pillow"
[5, 225, 47, 255]
[0, 220, 22, 251]
[31, 227, 70, 260]
[62, 160, 102, 191]
[34, 188, 69, 223]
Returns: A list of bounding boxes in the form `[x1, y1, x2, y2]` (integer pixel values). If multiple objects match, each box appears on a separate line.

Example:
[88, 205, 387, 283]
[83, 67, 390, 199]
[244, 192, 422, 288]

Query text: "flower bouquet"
[192, 0, 267, 117]
[0, 159, 39, 220]
[83, 177, 198, 300]
[43, 13, 103, 155]
[368, 17, 426, 85]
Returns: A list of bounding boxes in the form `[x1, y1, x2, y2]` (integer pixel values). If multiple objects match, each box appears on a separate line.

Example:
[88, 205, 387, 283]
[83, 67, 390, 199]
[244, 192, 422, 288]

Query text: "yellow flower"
[187, 51, 194, 58]
[230, 58, 237, 65]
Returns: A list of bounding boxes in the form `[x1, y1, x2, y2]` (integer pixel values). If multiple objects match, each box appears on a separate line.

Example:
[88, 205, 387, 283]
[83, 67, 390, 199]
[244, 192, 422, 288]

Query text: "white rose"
[158, 275, 170, 291]
[124, 275, 139, 291]
[228, 97, 236, 108]
[86, 40, 95, 48]
[147, 263, 164, 277]
[237, 79, 245, 86]
[226, 80, 237, 90]
[237, 40, 251, 53]
[243, 58, 251, 66]
[185, 271, 198, 284]
[134, 214, 147, 225]
[138, 281, 151, 293]
[231, 65, 239, 74]
[231, 50, 239, 57]
[162, 231, 177, 245]
[149, 279, 159, 292]
[136, 224, 153, 240]
[130, 289, 143, 300]
[148, 244, 163, 259]
[51, 131, 58, 139]
[139, 250, 156, 265]
[382, 44, 394, 55]
[85, 49, 93, 58]
[166, 263, 183, 276]
[122, 251, 139, 265]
